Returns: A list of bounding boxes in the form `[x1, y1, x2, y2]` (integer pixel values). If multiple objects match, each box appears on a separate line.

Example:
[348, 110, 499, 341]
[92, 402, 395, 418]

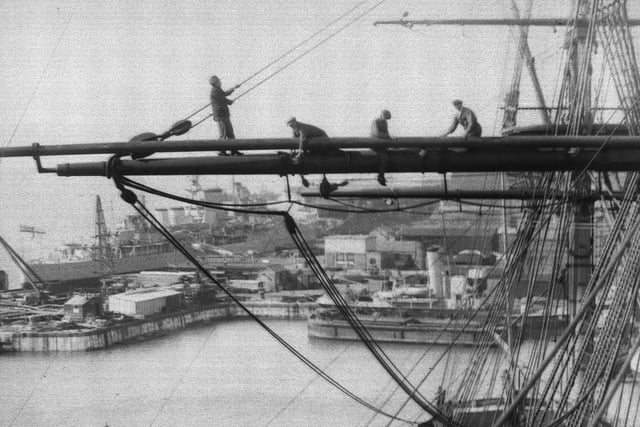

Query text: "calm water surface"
[2, 320, 444, 427]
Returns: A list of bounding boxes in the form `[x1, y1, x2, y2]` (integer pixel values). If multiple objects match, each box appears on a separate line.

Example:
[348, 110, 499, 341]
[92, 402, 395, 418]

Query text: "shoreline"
[0, 300, 318, 353]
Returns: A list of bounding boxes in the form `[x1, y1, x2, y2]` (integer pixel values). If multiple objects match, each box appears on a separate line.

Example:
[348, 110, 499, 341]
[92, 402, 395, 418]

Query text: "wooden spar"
[373, 18, 640, 27]
[7, 135, 640, 158]
[55, 146, 640, 177]
[299, 188, 624, 200]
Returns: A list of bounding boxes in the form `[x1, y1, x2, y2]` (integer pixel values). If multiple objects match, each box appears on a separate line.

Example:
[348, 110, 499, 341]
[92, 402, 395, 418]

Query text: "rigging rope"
[180, 0, 387, 133]
[2, 1, 79, 167]
[235, 1, 368, 89]
[106, 161, 410, 423]
[265, 343, 355, 427]
[9, 353, 59, 426]
[111, 168, 460, 424]
[233, 0, 390, 101]
[149, 322, 219, 426]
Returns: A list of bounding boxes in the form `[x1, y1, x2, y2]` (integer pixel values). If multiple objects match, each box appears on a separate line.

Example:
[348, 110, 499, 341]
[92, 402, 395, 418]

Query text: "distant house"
[63, 294, 102, 322]
[368, 234, 424, 270]
[324, 234, 423, 272]
[108, 289, 181, 318]
[258, 264, 292, 291]
[324, 235, 373, 270]
[399, 212, 499, 257]
[296, 269, 321, 290]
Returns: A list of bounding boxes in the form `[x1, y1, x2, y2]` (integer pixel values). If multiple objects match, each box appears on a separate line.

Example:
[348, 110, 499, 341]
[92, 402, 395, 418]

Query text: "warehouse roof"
[110, 289, 180, 303]
[65, 295, 90, 306]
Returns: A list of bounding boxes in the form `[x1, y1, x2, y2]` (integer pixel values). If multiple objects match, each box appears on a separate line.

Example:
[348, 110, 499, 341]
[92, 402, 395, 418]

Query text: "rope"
[1, 1, 79, 167]
[181, 0, 376, 128]
[108, 165, 412, 423]
[112, 171, 455, 423]
[265, 343, 355, 426]
[9, 353, 58, 426]
[285, 216, 457, 425]
[233, 0, 390, 101]
[236, 1, 368, 88]
[149, 324, 219, 426]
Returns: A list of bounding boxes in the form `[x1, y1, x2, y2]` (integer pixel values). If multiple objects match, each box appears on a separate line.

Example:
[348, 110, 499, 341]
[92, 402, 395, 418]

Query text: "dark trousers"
[469, 124, 482, 137]
[372, 148, 389, 175]
[215, 116, 235, 139]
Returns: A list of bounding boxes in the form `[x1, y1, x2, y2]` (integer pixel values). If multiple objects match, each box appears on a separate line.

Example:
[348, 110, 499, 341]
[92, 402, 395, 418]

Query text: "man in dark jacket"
[210, 75, 241, 155]
[287, 117, 328, 164]
[370, 109, 392, 186]
[287, 117, 351, 188]
[287, 117, 327, 187]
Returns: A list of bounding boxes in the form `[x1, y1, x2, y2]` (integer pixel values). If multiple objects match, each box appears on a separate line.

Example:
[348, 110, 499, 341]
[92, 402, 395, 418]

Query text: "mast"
[504, 0, 551, 127]
[564, 0, 595, 318]
[93, 195, 113, 277]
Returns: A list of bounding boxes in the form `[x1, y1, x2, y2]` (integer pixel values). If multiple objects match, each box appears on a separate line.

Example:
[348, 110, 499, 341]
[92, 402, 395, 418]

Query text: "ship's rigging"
[3, 0, 640, 426]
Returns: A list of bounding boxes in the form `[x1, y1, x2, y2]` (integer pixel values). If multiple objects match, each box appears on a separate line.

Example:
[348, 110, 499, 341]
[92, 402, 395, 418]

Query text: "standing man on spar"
[210, 75, 242, 156]
[370, 109, 392, 186]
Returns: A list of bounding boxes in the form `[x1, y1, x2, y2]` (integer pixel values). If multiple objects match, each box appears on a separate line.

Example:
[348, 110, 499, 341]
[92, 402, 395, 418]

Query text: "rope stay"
[180, 0, 387, 133]
[108, 163, 461, 424]
[233, 0, 390, 101]
[107, 159, 413, 424]
[2, 0, 80, 167]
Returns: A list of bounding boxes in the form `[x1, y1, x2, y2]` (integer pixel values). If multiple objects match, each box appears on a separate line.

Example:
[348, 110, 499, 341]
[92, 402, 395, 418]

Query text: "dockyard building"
[258, 264, 292, 291]
[324, 234, 423, 272]
[399, 212, 500, 257]
[63, 294, 102, 323]
[108, 288, 181, 318]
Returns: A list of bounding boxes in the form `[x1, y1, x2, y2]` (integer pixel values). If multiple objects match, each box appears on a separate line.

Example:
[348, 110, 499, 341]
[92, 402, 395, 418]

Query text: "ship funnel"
[202, 188, 224, 226]
[168, 207, 186, 226]
[154, 208, 169, 226]
[426, 245, 444, 298]
[0, 270, 7, 291]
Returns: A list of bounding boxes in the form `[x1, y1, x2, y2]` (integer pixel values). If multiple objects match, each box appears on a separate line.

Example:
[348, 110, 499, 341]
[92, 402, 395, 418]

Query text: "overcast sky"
[0, 0, 638, 265]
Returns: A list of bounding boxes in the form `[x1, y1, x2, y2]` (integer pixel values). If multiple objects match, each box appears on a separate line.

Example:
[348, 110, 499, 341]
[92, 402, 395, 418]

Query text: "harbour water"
[1, 320, 445, 426]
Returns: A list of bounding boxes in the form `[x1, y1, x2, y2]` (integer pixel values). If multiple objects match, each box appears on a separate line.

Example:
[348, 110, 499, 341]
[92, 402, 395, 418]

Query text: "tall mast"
[564, 0, 596, 318]
[93, 195, 113, 277]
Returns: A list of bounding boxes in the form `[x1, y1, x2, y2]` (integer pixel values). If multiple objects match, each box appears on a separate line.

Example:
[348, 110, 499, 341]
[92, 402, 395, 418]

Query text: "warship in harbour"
[27, 179, 321, 293]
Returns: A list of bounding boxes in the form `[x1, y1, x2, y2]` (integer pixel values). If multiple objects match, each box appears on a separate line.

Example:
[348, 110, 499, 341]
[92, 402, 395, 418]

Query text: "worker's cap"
[286, 116, 297, 126]
[452, 99, 463, 106]
[381, 109, 391, 119]
[209, 75, 220, 86]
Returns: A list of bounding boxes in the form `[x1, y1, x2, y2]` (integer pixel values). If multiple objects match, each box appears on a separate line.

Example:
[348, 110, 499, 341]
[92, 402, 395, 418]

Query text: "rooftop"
[65, 295, 90, 306]
[110, 289, 181, 303]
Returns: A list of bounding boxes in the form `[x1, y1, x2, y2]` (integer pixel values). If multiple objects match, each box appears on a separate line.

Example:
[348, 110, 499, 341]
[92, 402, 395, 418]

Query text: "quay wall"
[4, 301, 317, 352]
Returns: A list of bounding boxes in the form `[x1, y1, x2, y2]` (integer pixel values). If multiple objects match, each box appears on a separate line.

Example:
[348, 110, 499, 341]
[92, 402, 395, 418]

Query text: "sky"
[0, 0, 639, 273]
